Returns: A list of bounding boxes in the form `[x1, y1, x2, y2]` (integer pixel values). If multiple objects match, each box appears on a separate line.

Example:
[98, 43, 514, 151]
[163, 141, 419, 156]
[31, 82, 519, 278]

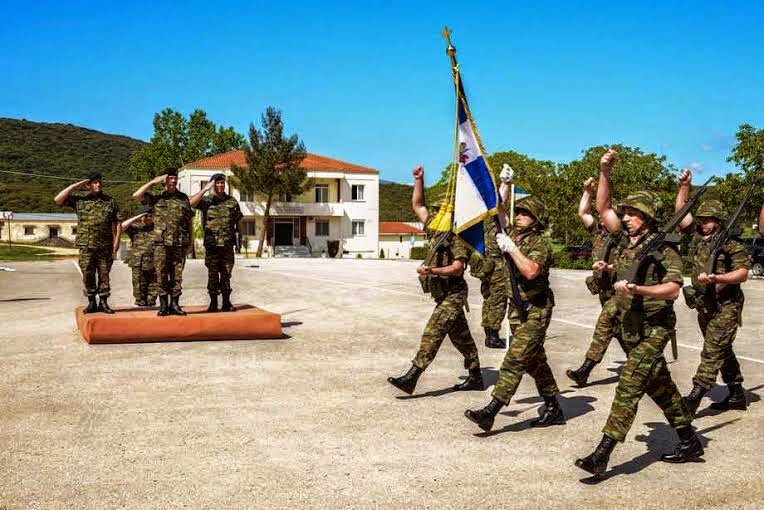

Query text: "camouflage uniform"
[143, 190, 193, 297]
[125, 222, 159, 305]
[491, 222, 559, 405]
[602, 228, 692, 442]
[194, 192, 243, 295]
[65, 192, 119, 297]
[413, 233, 479, 371]
[470, 219, 509, 331]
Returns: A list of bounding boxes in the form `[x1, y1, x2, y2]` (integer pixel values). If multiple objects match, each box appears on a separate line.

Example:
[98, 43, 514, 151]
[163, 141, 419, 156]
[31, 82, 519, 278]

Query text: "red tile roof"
[379, 222, 424, 235]
[184, 150, 377, 174]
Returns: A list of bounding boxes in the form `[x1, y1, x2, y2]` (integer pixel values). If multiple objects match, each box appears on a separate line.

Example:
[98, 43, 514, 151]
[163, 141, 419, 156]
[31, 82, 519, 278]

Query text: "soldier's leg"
[154, 246, 169, 296]
[693, 305, 743, 388]
[447, 304, 480, 370]
[412, 297, 460, 370]
[146, 269, 159, 305]
[170, 247, 187, 297]
[221, 247, 234, 294]
[524, 304, 560, 397]
[79, 248, 97, 297]
[131, 267, 144, 302]
[585, 298, 619, 363]
[205, 248, 220, 295]
[481, 272, 508, 331]
[96, 249, 113, 298]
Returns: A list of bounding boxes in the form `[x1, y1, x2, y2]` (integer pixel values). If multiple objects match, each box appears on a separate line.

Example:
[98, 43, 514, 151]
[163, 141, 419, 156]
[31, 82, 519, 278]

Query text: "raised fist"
[678, 169, 692, 187]
[584, 176, 595, 192]
[600, 149, 617, 173]
[499, 164, 514, 184]
[412, 166, 424, 180]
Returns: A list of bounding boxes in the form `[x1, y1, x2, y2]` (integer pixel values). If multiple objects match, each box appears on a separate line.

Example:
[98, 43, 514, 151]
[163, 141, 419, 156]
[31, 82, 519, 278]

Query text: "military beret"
[210, 173, 225, 182]
[142, 205, 154, 214]
[163, 167, 178, 177]
[87, 172, 102, 182]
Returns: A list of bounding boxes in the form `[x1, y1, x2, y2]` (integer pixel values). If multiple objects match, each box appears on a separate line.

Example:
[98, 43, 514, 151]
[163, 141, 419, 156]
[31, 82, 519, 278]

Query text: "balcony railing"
[240, 201, 344, 217]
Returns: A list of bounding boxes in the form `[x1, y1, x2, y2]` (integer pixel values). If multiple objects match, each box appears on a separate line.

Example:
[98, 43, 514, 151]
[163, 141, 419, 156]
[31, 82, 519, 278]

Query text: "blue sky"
[2, 1, 763, 185]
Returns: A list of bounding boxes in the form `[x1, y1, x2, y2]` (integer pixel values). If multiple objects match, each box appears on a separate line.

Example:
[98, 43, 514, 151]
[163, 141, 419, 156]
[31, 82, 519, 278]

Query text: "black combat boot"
[157, 295, 170, 316]
[169, 295, 187, 316]
[709, 384, 747, 411]
[575, 435, 618, 476]
[661, 426, 704, 463]
[207, 293, 219, 313]
[221, 292, 235, 312]
[682, 384, 708, 416]
[453, 368, 485, 391]
[135, 299, 148, 307]
[566, 358, 597, 387]
[84, 295, 98, 314]
[531, 394, 566, 427]
[464, 398, 504, 432]
[484, 327, 506, 349]
[387, 365, 423, 395]
[98, 296, 115, 314]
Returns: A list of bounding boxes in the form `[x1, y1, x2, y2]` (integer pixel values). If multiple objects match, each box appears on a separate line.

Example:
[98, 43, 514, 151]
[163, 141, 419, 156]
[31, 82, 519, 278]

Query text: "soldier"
[575, 163, 701, 477]
[54, 172, 121, 314]
[469, 217, 509, 349]
[387, 165, 484, 395]
[567, 154, 626, 386]
[675, 169, 750, 415]
[132, 168, 194, 317]
[190, 173, 243, 312]
[121, 206, 159, 307]
[464, 167, 565, 431]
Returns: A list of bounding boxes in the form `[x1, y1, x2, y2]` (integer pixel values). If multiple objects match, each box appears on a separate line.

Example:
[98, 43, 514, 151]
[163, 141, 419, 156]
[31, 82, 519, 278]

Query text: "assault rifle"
[495, 215, 527, 321]
[418, 230, 454, 292]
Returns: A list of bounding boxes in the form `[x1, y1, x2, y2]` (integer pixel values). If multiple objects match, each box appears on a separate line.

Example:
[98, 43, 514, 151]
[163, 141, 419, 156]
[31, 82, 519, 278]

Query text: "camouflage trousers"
[585, 295, 625, 363]
[492, 300, 559, 405]
[693, 303, 744, 389]
[154, 245, 187, 297]
[480, 268, 509, 331]
[602, 310, 692, 442]
[131, 267, 159, 305]
[205, 245, 235, 295]
[78, 247, 113, 297]
[413, 291, 480, 371]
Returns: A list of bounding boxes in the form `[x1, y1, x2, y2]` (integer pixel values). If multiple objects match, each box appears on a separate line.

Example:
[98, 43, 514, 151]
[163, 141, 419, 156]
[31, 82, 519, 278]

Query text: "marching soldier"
[575, 163, 701, 477]
[464, 166, 565, 431]
[387, 165, 484, 395]
[675, 169, 750, 415]
[54, 172, 121, 314]
[190, 173, 243, 312]
[469, 217, 509, 349]
[121, 206, 159, 307]
[133, 168, 194, 317]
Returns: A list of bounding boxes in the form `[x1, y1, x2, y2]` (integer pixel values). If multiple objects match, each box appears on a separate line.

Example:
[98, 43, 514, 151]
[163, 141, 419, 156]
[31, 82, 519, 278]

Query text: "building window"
[72, 227, 77, 235]
[352, 220, 365, 236]
[240, 189, 254, 202]
[315, 220, 329, 237]
[24, 226, 35, 236]
[315, 184, 329, 203]
[243, 221, 257, 236]
[351, 184, 365, 201]
[199, 180, 208, 191]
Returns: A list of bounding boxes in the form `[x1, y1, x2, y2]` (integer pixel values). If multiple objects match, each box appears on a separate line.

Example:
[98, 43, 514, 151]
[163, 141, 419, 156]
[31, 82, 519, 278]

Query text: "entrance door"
[274, 221, 293, 246]
[49, 226, 59, 239]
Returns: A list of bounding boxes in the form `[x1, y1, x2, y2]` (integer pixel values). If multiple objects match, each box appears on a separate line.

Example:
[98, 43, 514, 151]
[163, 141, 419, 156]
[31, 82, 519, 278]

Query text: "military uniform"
[143, 190, 193, 298]
[194, 192, 243, 297]
[65, 192, 119, 298]
[125, 221, 159, 306]
[469, 219, 509, 333]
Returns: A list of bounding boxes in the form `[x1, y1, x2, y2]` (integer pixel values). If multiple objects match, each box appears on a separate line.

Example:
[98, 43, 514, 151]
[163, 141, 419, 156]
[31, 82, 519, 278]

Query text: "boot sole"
[531, 419, 566, 428]
[709, 402, 747, 411]
[387, 378, 415, 395]
[660, 454, 705, 464]
[464, 410, 493, 432]
[565, 370, 588, 387]
[574, 459, 605, 476]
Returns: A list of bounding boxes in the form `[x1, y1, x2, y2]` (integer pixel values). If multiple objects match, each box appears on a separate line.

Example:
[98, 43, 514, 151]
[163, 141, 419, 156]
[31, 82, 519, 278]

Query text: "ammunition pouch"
[585, 275, 599, 295]
[427, 276, 465, 302]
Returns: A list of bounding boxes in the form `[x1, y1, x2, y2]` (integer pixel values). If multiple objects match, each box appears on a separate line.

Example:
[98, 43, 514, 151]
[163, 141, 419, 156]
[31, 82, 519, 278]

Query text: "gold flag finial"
[441, 26, 456, 57]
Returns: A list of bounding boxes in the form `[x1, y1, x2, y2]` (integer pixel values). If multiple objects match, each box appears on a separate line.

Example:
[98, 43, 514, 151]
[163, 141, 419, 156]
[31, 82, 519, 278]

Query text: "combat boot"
[661, 426, 704, 463]
[207, 293, 219, 313]
[84, 295, 98, 314]
[682, 384, 708, 416]
[531, 395, 566, 427]
[221, 292, 236, 312]
[98, 296, 115, 314]
[387, 365, 423, 395]
[709, 384, 747, 411]
[575, 435, 617, 476]
[157, 295, 170, 316]
[484, 327, 505, 349]
[169, 296, 187, 316]
[464, 398, 504, 432]
[566, 358, 597, 387]
[135, 299, 148, 307]
[453, 368, 485, 391]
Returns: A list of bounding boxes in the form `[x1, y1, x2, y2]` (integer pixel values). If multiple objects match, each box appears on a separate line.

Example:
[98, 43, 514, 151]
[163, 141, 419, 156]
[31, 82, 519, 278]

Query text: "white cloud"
[701, 144, 713, 152]
[689, 162, 704, 173]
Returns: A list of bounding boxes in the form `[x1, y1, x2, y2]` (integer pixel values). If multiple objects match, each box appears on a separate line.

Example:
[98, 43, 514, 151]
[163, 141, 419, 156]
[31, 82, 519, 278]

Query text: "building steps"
[274, 245, 312, 258]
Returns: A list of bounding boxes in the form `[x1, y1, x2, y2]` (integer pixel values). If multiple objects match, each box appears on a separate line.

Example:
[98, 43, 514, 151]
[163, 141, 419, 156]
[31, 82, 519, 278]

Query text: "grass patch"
[0, 244, 57, 261]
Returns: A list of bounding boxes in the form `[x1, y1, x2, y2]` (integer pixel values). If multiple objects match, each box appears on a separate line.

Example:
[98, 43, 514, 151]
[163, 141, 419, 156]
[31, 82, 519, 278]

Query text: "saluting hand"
[152, 174, 167, 185]
[600, 149, 617, 174]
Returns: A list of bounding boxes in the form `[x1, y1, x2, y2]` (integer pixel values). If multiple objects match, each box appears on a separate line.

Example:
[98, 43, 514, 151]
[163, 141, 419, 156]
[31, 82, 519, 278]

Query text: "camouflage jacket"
[589, 225, 624, 293]
[469, 218, 504, 280]
[687, 232, 749, 305]
[125, 223, 155, 270]
[613, 231, 683, 316]
[64, 192, 119, 249]
[143, 190, 193, 246]
[508, 227, 552, 304]
[424, 229, 472, 301]
[194, 193, 243, 248]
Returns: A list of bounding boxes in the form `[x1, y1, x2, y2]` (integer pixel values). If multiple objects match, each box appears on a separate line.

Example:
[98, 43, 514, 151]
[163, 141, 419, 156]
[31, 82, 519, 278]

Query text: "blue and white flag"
[453, 86, 498, 254]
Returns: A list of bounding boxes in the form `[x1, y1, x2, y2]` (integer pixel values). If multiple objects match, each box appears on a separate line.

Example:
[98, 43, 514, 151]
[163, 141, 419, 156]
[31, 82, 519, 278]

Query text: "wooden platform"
[75, 304, 282, 344]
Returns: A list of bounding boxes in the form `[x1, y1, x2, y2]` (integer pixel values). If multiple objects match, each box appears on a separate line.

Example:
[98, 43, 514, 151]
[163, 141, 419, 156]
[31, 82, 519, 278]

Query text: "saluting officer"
[121, 205, 160, 307]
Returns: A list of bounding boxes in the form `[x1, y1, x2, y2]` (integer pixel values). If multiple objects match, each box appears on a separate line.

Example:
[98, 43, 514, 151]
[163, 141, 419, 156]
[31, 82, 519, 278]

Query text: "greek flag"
[453, 84, 498, 254]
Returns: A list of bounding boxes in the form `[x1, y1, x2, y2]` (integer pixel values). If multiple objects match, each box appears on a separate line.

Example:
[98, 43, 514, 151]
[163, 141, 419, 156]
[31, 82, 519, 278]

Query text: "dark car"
[562, 241, 593, 260]
[744, 237, 764, 276]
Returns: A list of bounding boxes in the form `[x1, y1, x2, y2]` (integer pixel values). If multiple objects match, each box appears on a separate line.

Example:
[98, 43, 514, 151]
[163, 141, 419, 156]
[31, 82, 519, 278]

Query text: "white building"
[0, 212, 77, 245]
[378, 222, 426, 259]
[179, 151, 379, 258]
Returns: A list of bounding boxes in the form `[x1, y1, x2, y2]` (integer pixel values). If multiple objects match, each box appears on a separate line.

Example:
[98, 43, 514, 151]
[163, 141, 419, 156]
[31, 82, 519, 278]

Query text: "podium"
[75, 305, 282, 344]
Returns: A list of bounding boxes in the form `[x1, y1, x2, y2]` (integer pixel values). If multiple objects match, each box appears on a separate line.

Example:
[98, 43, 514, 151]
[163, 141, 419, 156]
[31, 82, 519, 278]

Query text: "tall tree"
[230, 107, 309, 257]
[727, 123, 764, 223]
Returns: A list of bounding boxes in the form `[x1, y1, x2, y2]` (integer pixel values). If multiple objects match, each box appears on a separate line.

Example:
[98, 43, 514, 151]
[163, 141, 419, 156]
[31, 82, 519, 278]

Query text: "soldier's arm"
[596, 149, 621, 233]
[112, 222, 122, 254]
[411, 166, 429, 224]
[578, 177, 595, 229]
[53, 179, 89, 206]
[426, 258, 466, 278]
[120, 213, 147, 230]
[132, 174, 166, 202]
[675, 169, 693, 231]
[621, 281, 681, 300]
[507, 243, 542, 280]
[189, 181, 215, 207]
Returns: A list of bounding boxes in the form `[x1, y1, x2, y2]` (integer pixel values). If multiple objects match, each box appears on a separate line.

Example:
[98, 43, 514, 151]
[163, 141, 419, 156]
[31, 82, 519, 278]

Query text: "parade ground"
[1, 258, 762, 509]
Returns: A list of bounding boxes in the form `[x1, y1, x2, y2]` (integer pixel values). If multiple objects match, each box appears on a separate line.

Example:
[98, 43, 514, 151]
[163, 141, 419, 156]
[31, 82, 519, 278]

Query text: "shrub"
[379, 248, 385, 258]
[410, 246, 428, 260]
[356, 253, 363, 259]
[327, 240, 340, 258]
[553, 251, 592, 270]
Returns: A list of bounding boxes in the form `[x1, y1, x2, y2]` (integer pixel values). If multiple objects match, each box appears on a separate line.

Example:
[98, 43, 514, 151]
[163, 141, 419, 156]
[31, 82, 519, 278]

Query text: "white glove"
[499, 164, 514, 184]
[496, 232, 517, 253]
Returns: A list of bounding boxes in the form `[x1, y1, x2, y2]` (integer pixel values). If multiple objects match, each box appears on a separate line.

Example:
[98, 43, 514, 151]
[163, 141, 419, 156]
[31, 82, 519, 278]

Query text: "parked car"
[562, 241, 593, 260]
[743, 237, 764, 276]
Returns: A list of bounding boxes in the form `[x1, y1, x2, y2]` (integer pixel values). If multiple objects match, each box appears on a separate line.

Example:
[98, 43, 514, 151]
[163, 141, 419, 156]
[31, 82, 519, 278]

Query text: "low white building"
[378, 222, 426, 259]
[179, 151, 379, 258]
[0, 212, 77, 245]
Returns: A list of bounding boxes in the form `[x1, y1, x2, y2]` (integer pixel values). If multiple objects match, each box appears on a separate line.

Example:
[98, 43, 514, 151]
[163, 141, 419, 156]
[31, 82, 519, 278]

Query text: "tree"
[727, 124, 764, 224]
[130, 108, 245, 180]
[230, 107, 309, 257]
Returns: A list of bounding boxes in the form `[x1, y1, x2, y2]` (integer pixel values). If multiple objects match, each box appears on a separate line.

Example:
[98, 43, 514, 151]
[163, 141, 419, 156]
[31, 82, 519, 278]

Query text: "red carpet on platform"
[75, 305, 282, 344]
